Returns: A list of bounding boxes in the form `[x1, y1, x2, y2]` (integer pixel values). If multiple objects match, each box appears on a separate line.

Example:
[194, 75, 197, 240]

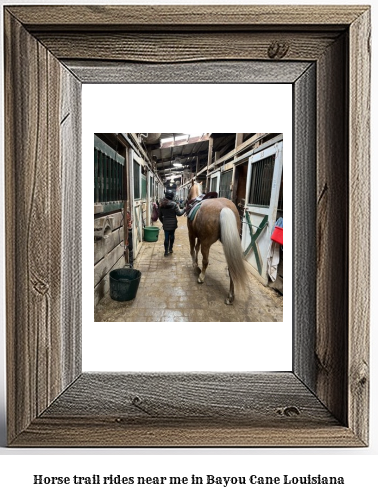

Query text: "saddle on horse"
[185, 192, 218, 220]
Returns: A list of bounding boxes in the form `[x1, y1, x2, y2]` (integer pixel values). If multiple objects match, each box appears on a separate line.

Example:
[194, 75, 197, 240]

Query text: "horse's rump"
[192, 198, 239, 232]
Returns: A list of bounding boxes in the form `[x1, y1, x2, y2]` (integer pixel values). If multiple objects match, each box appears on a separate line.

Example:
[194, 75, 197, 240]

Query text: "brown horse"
[186, 181, 247, 304]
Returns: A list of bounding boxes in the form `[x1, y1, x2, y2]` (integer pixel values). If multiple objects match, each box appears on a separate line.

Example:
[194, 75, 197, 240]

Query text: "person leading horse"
[159, 189, 185, 256]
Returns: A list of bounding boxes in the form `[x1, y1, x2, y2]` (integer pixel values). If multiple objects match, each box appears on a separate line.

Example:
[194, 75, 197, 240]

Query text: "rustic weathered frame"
[4, 5, 370, 447]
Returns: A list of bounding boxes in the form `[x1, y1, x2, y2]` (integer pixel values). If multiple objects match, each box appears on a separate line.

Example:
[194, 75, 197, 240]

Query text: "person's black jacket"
[158, 198, 185, 231]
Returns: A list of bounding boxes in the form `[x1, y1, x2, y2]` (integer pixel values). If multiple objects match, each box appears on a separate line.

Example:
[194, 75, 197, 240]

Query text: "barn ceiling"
[140, 133, 244, 181]
[96, 132, 256, 186]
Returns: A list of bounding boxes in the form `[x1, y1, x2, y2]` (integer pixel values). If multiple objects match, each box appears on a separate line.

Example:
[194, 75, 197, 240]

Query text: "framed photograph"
[4, 5, 370, 447]
[88, 91, 290, 370]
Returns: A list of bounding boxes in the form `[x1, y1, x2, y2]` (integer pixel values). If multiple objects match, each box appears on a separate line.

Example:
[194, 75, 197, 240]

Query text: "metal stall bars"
[94, 135, 126, 212]
[242, 141, 283, 284]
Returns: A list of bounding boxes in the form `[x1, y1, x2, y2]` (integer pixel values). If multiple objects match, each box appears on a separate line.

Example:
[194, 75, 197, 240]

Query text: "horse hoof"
[198, 275, 204, 284]
[225, 298, 234, 305]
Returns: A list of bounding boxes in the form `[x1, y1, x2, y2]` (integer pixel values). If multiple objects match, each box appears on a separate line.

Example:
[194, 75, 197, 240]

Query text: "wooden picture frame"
[4, 5, 370, 447]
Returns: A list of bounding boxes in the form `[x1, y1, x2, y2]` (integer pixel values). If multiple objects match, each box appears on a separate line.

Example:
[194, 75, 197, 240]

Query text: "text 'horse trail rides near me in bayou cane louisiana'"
[186, 180, 247, 305]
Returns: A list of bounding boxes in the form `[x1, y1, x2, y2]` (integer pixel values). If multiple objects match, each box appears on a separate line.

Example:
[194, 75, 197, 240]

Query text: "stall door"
[219, 169, 233, 200]
[147, 171, 154, 225]
[242, 141, 283, 283]
[209, 171, 220, 194]
[130, 150, 145, 258]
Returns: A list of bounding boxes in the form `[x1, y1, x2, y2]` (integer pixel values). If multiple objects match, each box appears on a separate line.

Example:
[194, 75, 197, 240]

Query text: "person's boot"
[164, 242, 169, 256]
[169, 244, 173, 254]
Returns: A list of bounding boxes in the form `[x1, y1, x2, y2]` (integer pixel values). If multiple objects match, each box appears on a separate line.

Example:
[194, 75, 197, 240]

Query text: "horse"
[186, 181, 247, 305]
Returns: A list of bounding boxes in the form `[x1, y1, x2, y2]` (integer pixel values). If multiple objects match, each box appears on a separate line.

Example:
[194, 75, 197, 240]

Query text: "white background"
[83, 83, 292, 372]
[0, 0, 377, 498]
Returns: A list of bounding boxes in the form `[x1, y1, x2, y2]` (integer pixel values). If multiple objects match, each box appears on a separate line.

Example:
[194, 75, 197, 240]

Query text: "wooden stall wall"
[94, 212, 125, 307]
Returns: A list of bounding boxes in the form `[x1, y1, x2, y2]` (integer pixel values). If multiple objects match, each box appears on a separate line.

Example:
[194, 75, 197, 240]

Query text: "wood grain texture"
[5, 11, 61, 442]
[41, 373, 337, 422]
[11, 373, 363, 447]
[316, 34, 349, 427]
[37, 32, 339, 63]
[348, 9, 371, 445]
[11, 421, 363, 448]
[4, 11, 81, 444]
[66, 60, 311, 84]
[60, 67, 82, 390]
[293, 64, 316, 390]
[7, 5, 367, 29]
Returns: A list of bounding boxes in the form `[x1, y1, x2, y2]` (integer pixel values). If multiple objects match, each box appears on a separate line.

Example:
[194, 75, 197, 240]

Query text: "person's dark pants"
[164, 230, 175, 254]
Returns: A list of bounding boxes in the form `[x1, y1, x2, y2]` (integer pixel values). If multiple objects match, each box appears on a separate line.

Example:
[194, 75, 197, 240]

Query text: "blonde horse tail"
[220, 207, 247, 290]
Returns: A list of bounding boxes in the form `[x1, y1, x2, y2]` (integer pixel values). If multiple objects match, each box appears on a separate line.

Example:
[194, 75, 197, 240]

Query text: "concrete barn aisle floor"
[94, 216, 283, 322]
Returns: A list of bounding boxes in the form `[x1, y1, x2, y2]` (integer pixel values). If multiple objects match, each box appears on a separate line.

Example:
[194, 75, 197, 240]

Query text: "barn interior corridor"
[94, 216, 283, 322]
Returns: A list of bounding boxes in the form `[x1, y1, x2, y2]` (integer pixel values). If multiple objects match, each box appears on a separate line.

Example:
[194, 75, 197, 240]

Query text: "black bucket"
[109, 268, 142, 301]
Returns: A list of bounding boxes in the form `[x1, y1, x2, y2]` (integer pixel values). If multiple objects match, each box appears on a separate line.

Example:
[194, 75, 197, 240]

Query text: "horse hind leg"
[189, 232, 197, 268]
[195, 239, 201, 267]
[225, 276, 235, 305]
[198, 244, 210, 284]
